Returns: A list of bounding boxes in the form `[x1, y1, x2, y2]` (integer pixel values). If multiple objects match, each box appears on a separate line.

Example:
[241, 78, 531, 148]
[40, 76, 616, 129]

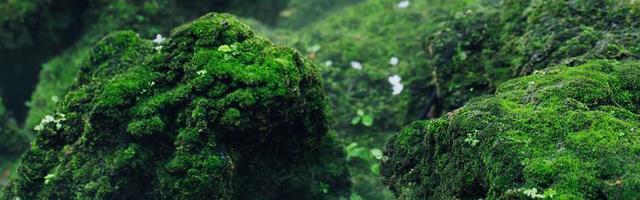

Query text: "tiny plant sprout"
[397, 1, 410, 9]
[370, 148, 383, 160]
[218, 44, 233, 53]
[352, 109, 374, 127]
[351, 61, 363, 70]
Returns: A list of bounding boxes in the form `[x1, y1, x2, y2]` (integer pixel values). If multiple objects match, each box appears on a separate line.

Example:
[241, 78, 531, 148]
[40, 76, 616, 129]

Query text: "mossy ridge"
[381, 60, 640, 199]
[24, 0, 297, 129]
[6, 13, 349, 200]
[413, 0, 640, 119]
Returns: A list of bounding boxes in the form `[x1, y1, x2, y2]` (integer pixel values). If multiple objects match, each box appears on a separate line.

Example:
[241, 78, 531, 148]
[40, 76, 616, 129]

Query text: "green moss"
[24, 0, 297, 128]
[381, 60, 640, 199]
[289, 0, 474, 134]
[5, 13, 349, 200]
[412, 0, 640, 118]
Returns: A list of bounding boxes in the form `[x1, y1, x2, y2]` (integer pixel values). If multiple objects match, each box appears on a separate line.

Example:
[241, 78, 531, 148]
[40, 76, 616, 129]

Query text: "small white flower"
[51, 96, 59, 103]
[397, 0, 410, 8]
[392, 84, 404, 95]
[154, 46, 162, 51]
[324, 60, 333, 67]
[389, 57, 399, 66]
[351, 61, 363, 70]
[197, 70, 208, 76]
[388, 75, 402, 85]
[388, 75, 404, 95]
[153, 34, 165, 44]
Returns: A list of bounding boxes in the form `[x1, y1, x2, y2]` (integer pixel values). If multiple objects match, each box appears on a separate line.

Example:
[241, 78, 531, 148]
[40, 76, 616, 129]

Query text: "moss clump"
[5, 13, 349, 200]
[23, 0, 296, 129]
[413, 0, 640, 118]
[381, 60, 640, 199]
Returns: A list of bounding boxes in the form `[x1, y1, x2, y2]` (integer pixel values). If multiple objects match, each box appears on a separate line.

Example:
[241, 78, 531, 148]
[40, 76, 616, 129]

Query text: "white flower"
[351, 61, 363, 70]
[392, 84, 404, 95]
[154, 46, 162, 51]
[34, 113, 67, 131]
[153, 34, 166, 44]
[388, 75, 404, 95]
[388, 75, 402, 85]
[397, 0, 410, 8]
[51, 96, 59, 103]
[324, 60, 333, 67]
[389, 57, 399, 66]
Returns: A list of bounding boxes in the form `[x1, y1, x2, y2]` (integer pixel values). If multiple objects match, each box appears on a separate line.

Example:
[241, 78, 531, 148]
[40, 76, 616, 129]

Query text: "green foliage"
[412, 0, 640, 118]
[5, 13, 349, 200]
[288, 0, 474, 134]
[381, 60, 640, 199]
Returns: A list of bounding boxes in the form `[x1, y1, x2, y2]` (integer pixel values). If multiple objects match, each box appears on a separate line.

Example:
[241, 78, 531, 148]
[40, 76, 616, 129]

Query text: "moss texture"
[381, 60, 640, 199]
[4, 13, 349, 200]
[18, 0, 290, 128]
[412, 0, 640, 119]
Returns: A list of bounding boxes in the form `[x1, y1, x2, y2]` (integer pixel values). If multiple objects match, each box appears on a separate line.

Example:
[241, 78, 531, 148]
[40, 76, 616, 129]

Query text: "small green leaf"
[356, 109, 365, 116]
[370, 148, 383, 160]
[351, 116, 361, 125]
[370, 163, 380, 175]
[362, 115, 373, 126]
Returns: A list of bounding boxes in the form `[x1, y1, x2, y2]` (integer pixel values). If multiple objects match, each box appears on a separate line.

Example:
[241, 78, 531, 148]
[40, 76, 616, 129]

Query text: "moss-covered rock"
[16, 0, 292, 128]
[413, 0, 640, 118]
[381, 60, 640, 199]
[5, 13, 349, 200]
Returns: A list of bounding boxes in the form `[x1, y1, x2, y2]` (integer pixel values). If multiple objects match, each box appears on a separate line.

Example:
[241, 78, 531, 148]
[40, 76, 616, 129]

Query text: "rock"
[381, 60, 640, 199]
[4, 13, 349, 200]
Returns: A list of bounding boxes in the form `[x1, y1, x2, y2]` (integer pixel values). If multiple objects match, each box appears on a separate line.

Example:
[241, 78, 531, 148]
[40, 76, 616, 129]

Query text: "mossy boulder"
[381, 60, 640, 199]
[412, 0, 640, 118]
[4, 13, 349, 200]
[21, 0, 291, 128]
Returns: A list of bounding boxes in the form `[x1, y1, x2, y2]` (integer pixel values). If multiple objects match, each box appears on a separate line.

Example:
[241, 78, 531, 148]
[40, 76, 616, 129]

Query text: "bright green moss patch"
[381, 60, 640, 199]
[5, 13, 349, 200]
[413, 0, 640, 118]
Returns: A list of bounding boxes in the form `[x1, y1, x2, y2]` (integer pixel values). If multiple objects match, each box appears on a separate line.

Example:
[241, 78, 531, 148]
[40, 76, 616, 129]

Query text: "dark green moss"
[412, 0, 640, 119]
[0, 98, 29, 194]
[5, 13, 349, 200]
[381, 60, 640, 199]
[23, 0, 295, 128]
